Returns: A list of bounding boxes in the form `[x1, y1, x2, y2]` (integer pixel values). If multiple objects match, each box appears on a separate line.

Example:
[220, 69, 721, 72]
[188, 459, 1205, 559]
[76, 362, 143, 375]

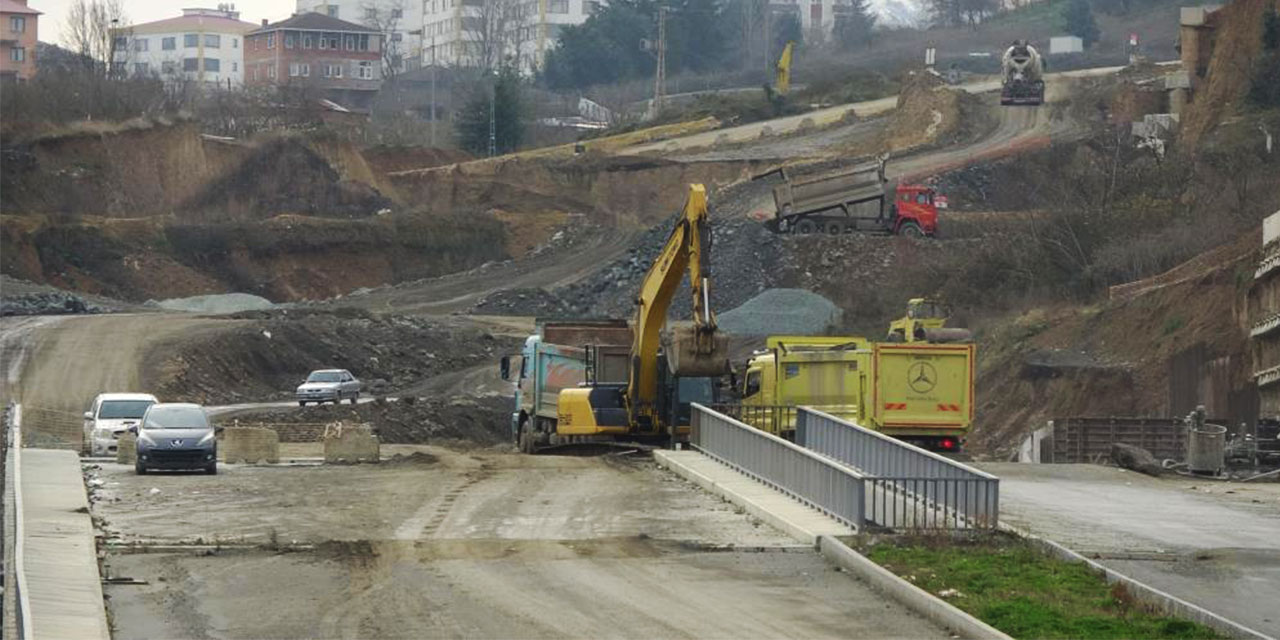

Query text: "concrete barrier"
[221, 427, 279, 464]
[115, 433, 136, 465]
[323, 424, 379, 464]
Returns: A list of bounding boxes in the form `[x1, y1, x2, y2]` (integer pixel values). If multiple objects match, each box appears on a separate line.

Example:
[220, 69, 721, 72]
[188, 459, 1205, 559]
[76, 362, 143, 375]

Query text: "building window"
[548, 0, 568, 13]
[325, 33, 340, 49]
[10, 16, 26, 32]
[113, 36, 128, 49]
[344, 35, 356, 50]
[183, 57, 199, 71]
[9, 46, 24, 62]
[162, 36, 176, 50]
[268, 64, 276, 79]
[301, 63, 309, 77]
[327, 4, 339, 17]
[285, 32, 295, 48]
[391, 32, 402, 42]
[267, 33, 276, 49]
[232, 37, 238, 48]
[391, 8, 403, 18]
[184, 33, 199, 48]
[205, 34, 221, 48]
[162, 60, 176, 74]
[321, 63, 343, 78]
[289, 62, 309, 77]
[303, 34, 313, 49]
[134, 38, 149, 52]
[359, 34, 370, 51]
[358, 60, 374, 79]
[133, 62, 149, 75]
[232, 62, 238, 72]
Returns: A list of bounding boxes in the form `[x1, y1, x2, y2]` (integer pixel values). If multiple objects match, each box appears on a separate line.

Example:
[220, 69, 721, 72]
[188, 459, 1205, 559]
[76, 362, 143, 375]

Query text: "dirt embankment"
[879, 71, 989, 154]
[142, 309, 522, 405]
[227, 395, 512, 446]
[1180, 0, 1280, 146]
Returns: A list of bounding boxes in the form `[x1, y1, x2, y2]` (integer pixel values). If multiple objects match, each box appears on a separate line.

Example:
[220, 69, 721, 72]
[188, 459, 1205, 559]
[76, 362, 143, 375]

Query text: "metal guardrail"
[796, 408, 999, 529]
[691, 404, 866, 529]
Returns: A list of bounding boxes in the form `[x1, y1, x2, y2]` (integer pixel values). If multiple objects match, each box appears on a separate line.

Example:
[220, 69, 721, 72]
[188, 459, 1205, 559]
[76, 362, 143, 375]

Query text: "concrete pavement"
[983, 462, 1280, 637]
[18, 448, 110, 640]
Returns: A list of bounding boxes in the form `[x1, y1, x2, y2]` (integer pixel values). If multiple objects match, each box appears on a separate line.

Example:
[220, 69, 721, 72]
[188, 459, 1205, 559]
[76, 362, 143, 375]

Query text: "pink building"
[0, 0, 39, 81]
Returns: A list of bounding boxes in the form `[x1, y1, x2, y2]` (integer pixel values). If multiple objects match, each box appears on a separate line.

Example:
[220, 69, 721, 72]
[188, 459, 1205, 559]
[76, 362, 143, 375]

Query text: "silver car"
[296, 369, 361, 406]
[133, 403, 218, 475]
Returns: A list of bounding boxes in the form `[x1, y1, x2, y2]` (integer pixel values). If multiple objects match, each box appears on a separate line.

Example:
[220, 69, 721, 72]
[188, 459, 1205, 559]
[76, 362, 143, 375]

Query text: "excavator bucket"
[664, 324, 731, 377]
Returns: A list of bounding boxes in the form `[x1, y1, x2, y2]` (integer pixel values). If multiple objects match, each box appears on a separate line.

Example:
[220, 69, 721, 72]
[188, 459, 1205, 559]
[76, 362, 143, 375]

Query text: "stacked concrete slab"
[1250, 210, 1280, 415]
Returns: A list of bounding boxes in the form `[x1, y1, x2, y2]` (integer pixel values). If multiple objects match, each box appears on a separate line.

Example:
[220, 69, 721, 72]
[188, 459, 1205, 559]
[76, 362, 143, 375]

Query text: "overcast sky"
[35, 0, 297, 46]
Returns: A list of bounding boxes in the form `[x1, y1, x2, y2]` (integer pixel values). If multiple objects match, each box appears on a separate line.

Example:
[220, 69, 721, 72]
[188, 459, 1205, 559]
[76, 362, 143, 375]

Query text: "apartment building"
[244, 12, 383, 107]
[112, 6, 257, 87]
[296, 0, 421, 73]
[423, 0, 600, 71]
[0, 0, 39, 82]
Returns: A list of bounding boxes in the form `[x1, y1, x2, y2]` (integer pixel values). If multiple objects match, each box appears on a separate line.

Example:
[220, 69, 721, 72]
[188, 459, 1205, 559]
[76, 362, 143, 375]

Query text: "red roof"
[0, 0, 42, 15]
[128, 13, 258, 35]
[249, 12, 378, 35]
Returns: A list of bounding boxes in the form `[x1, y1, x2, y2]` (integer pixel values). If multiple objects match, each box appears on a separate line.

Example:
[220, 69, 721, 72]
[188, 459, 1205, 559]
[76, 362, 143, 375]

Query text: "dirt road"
[96, 447, 947, 638]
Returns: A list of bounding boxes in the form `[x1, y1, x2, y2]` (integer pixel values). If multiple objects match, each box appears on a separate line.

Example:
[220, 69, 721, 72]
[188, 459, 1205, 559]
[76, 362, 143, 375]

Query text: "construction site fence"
[796, 408, 999, 530]
[1045, 417, 1196, 463]
[690, 404, 999, 530]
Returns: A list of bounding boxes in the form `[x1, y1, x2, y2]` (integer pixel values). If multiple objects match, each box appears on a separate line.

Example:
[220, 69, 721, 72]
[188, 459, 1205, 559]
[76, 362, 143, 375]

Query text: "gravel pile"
[151, 293, 277, 314]
[718, 288, 842, 336]
[0, 292, 105, 316]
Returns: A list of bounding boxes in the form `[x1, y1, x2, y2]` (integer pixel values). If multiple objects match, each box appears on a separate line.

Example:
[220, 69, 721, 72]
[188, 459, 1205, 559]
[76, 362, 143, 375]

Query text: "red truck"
[757, 157, 941, 237]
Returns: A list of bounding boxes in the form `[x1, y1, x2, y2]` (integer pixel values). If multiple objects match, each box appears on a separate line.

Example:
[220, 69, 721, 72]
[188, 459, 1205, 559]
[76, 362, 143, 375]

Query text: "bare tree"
[64, 0, 128, 76]
[361, 0, 408, 83]
[462, 0, 529, 71]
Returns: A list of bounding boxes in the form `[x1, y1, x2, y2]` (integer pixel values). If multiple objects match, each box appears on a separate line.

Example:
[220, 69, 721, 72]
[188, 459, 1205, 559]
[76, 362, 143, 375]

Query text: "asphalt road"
[983, 462, 1280, 637]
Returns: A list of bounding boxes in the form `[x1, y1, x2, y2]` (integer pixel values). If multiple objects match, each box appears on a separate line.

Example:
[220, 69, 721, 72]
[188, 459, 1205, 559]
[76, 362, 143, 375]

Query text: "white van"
[84, 393, 159, 456]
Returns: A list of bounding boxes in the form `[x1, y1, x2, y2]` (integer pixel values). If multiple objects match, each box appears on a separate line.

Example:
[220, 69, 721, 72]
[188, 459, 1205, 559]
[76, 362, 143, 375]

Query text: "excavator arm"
[775, 41, 794, 96]
[628, 184, 728, 425]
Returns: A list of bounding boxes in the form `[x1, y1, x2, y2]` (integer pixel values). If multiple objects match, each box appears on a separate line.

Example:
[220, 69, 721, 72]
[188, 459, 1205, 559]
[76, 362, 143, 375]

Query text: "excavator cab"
[888, 298, 951, 343]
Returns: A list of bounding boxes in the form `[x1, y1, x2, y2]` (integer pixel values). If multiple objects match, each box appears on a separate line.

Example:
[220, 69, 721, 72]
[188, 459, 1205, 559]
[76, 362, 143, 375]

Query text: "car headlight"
[198, 431, 215, 445]
[137, 431, 156, 446]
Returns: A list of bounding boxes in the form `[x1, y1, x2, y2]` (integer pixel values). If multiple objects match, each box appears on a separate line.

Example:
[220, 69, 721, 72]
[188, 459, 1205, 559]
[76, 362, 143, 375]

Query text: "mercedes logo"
[908, 362, 937, 393]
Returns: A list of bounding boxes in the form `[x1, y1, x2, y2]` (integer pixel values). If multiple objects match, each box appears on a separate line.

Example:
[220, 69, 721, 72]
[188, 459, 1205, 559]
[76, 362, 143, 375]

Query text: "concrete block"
[323, 424, 380, 464]
[222, 427, 280, 464]
[1179, 5, 1220, 26]
[116, 432, 136, 464]
[1165, 70, 1192, 90]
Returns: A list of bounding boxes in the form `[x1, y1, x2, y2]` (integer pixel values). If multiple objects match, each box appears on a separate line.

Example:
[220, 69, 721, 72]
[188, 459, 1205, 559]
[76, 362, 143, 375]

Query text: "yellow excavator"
[887, 298, 971, 343]
[556, 184, 730, 445]
[775, 41, 794, 96]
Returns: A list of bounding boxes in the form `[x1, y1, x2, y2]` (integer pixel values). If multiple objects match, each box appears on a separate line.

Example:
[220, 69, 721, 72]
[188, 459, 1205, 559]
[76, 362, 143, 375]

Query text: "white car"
[296, 369, 361, 406]
[84, 392, 159, 456]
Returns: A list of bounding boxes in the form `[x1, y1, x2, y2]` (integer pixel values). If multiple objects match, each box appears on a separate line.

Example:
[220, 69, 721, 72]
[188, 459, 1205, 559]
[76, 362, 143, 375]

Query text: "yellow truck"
[737, 335, 975, 451]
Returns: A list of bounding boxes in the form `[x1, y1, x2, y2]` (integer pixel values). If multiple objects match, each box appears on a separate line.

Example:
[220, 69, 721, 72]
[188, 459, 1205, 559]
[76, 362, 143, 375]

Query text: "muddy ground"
[92, 447, 948, 639]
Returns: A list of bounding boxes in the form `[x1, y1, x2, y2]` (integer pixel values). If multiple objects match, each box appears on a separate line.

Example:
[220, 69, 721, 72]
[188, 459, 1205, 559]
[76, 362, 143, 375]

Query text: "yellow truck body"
[739, 336, 974, 448]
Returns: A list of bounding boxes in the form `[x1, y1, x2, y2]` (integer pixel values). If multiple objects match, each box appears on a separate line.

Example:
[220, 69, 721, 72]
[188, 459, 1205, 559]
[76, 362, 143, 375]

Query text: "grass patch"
[859, 535, 1222, 639]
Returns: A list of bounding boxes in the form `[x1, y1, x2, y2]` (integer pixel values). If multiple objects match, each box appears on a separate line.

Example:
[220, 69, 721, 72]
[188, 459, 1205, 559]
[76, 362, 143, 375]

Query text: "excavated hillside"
[1180, 0, 1280, 146]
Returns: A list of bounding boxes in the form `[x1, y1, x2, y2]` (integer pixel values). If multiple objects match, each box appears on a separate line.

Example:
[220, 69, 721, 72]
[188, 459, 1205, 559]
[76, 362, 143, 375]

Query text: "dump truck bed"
[871, 342, 975, 438]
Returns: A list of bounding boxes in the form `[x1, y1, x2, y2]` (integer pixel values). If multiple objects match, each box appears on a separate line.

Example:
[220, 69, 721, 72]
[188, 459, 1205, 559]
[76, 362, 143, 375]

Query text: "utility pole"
[488, 71, 497, 157]
[430, 36, 436, 147]
[763, 6, 771, 80]
[651, 5, 668, 119]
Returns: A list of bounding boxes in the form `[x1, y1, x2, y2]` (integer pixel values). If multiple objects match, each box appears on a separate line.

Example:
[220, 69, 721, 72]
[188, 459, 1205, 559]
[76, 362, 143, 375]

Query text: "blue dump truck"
[500, 320, 632, 453]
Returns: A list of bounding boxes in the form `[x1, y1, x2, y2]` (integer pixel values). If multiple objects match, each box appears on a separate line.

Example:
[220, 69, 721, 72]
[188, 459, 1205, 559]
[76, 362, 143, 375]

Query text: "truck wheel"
[796, 220, 816, 234]
[826, 222, 842, 235]
[898, 222, 924, 238]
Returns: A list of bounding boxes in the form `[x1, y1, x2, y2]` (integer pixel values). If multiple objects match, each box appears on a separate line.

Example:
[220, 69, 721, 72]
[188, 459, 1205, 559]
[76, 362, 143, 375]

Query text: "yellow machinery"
[738, 334, 975, 450]
[887, 298, 969, 343]
[775, 41, 794, 96]
[557, 184, 730, 443]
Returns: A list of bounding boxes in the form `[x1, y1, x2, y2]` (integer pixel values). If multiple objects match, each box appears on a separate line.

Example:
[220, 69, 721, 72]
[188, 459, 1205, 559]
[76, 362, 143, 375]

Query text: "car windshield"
[307, 372, 343, 382]
[98, 400, 154, 419]
[142, 406, 209, 430]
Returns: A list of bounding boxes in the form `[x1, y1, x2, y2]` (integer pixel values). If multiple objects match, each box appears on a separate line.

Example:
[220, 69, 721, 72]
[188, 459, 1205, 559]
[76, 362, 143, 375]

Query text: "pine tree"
[1062, 0, 1100, 47]
[455, 65, 525, 156]
[833, 0, 876, 50]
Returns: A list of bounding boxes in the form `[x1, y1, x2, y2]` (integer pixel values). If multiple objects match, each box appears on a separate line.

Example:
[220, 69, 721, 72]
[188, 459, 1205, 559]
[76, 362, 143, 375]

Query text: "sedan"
[296, 369, 361, 406]
[134, 403, 218, 475]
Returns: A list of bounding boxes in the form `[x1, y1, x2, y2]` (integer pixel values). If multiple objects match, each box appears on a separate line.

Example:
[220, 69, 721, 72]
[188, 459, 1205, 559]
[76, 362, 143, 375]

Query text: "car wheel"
[299, 401, 307, 407]
[349, 392, 359, 405]
[135, 460, 147, 475]
[205, 462, 217, 475]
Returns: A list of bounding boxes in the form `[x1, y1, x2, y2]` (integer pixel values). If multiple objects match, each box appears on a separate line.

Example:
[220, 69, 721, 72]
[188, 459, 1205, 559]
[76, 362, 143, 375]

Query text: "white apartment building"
[296, 0, 423, 72]
[423, 0, 601, 71]
[113, 6, 257, 87]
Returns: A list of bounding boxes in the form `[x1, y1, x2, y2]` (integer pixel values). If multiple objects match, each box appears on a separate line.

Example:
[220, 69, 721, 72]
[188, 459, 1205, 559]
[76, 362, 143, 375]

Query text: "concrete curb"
[652, 450, 847, 545]
[817, 536, 1012, 640]
[1002, 523, 1275, 640]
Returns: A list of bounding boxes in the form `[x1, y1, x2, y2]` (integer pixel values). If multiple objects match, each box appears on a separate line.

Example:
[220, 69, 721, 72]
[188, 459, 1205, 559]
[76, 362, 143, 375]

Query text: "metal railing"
[709, 404, 798, 438]
[797, 408, 999, 529]
[691, 404, 866, 529]
[4, 403, 32, 640]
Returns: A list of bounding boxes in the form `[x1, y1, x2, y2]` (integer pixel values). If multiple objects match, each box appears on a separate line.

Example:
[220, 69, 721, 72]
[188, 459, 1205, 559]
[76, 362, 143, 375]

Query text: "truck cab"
[892, 185, 940, 237]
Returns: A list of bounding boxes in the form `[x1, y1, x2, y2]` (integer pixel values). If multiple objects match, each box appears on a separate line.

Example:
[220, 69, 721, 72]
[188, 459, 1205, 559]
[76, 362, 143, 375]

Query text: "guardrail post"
[795, 409, 808, 446]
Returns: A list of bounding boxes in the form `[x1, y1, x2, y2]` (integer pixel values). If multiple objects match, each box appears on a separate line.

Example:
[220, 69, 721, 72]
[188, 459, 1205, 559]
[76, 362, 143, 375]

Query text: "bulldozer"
[554, 184, 730, 446]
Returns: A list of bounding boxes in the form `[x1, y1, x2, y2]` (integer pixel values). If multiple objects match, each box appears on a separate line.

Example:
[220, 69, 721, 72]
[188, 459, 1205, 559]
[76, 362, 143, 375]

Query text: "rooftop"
[250, 12, 378, 35]
[0, 0, 41, 15]
[124, 8, 258, 35]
